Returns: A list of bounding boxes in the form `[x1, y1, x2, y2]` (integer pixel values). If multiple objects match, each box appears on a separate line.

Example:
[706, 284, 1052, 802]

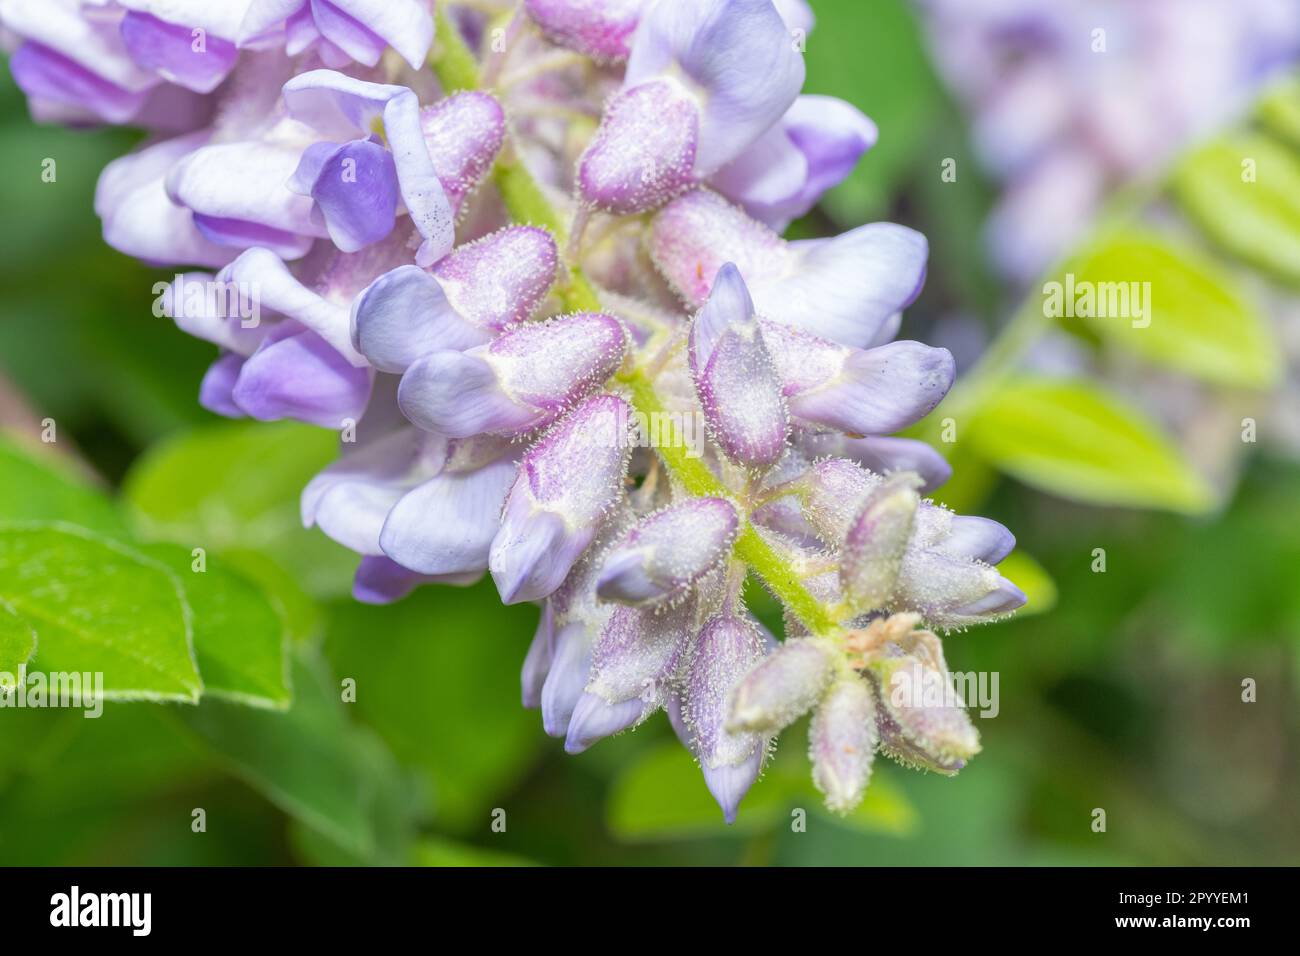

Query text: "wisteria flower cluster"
[1, 0, 1025, 819]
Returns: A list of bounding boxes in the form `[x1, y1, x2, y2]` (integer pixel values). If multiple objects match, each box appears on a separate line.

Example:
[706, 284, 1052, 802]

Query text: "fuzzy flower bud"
[595, 498, 740, 606]
[809, 675, 879, 814]
[871, 642, 981, 775]
[727, 636, 838, 734]
[689, 263, 789, 469]
[840, 471, 923, 614]
[489, 394, 632, 604]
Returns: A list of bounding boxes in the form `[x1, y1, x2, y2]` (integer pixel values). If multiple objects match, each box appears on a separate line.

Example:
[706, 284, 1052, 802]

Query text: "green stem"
[431, 11, 839, 636]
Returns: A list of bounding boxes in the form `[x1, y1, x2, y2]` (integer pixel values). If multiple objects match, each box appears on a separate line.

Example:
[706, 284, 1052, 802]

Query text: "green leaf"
[121, 421, 358, 598]
[137, 544, 290, 710]
[607, 737, 917, 842]
[1173, 134, 1300, 290]
[1257, 78, 1300, 151]
[966, 378, 1214, 513]
[0, 599, 37, 686]
[0, 523, 202, 701]
[180, 648, 415, 863]
[995, 551, 1058, 617]
[324, 582, 543, 831]
[413, 838, 537, 867]
[0, 434, 129, 536]
[1056, 229, 1279, 386]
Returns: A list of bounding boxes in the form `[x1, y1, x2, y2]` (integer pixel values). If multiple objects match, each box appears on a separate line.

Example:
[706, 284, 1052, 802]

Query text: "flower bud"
[398, 313, 628, 437]
[684, 612, 769, 822]
[895, 550, 1025, 630]
[524, 0, 646, 63]
[840, 471, 922, 614]
[595, 497, 739, 606]
[489, 394, 632, 604]
[578, 79, 699, 214]
[726, 636, 838, 734]
[419, 91, 505, 214]
[809, 676, 878, 813]
[871, 649, 980, 775]
[690, 263, 789, 469]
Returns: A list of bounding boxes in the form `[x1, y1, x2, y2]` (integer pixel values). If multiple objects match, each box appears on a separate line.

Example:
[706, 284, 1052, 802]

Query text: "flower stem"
[431, 11, 839, 636]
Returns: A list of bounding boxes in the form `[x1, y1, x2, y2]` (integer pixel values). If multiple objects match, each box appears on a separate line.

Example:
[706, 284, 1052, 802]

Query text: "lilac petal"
[430, 226, 560, 331]
[806, 435, 952, 493]
[295, 138, 399, 252]
[578, 79, 699, 214]
[752, 223, 928, 348]
[399, 350, 539, 437]
[351, 265, 491, 374]
[649, 189, 789, 307]
[420, 92, 505, 213]
[379, 455, 518, 575]
[221, 247, 361, 363]
[522, 603, 555, 708]
[309, 0, 387, 66]
[840, 471, 921, 614]
[8, 40, 151, 125]
[302, 427, 443, 555]
[489, 395, 632, 603]
[937, 517, 1016, 565]
[624, 0, 804, 175]
[714, 95, 877, 230]
[282, 71, 454, 264]
[690, 261, 755, 372]
[541, 622, 593, 737]
[166, 141, 323, 258]
[564, 693, 646, 754]
[701, 745, 763, 824]
[773, 0, 814, 34]
[95, 132, 233, 268]
[321, 0, 433, 69]
[198, 353, 246, 418]
[232, 326, 372, 427]
[787, 341, 955, 436]
[948, 576, 1026, 620]
[352, 555, 473, 604]
[119, 11, 239, 93]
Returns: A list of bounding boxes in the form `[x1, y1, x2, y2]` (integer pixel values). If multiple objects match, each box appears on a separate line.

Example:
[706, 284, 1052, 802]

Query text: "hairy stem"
[431, 12, 840, 636]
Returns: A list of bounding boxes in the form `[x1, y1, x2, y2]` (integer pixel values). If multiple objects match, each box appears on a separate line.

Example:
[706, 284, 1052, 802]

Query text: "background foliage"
[1, 0, 1297, 866]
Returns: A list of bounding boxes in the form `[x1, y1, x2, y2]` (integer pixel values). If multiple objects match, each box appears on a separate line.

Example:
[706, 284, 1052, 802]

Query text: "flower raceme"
[1, 0, 1026, 819]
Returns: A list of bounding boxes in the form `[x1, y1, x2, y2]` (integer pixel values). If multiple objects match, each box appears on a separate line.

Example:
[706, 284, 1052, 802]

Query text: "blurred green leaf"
[1173, 134, 1300, 291]
[180, 648, 414, 863]
[1059, 229, 1279, 386]
[0, 523, 202, 701]
[996, 551, 1058, 617]
[0, 599, 37, 681]
[967, 378, 1214, 513]
[1257, 77, 1300, 150]
[324, 582, 542, 831]
[122, 421, 357, 598]
[607, 738, 917, 842]
[138, 544, 291, 710]
[0, 434, 129, 536]
[802, 0, 943, 223]
[413, 837, 538, 867]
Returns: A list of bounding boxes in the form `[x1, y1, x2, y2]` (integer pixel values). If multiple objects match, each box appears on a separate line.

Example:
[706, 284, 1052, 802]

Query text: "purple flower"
[10, 0, 1028, 823]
